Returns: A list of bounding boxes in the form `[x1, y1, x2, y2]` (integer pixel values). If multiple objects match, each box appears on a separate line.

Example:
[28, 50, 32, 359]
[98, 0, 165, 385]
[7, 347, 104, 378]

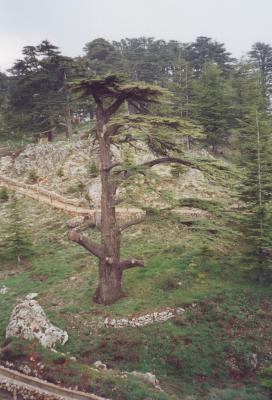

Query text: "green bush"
[67, 180, 85, 194]
[0, 187, 8, 202]
[88, 161, 98, 177]
[27, 168, 39, 183]
[159, 274, 181, 291]
[56, 165, 65, 177]
[259, 366, 272, 393]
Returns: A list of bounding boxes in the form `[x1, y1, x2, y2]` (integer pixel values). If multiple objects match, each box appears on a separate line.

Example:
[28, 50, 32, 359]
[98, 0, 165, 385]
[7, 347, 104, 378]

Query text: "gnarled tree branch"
[119, 258, 145, 270]
[105, 95, 126, 121]
[102, 161, 121, 172]
[68, 230, 105, 260]
[141, 157, 196, 168]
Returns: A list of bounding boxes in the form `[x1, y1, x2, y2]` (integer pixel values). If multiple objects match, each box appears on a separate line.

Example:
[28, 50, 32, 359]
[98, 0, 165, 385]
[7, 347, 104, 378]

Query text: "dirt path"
[0, 365, 109, 400]
[0, 175, 145, 223]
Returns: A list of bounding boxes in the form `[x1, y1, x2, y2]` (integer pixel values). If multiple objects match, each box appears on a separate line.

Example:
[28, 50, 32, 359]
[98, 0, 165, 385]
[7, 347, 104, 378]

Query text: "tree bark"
[93, 260, 124, 304]
[69, 94, 145, 305]
[94, 102, 124, 304]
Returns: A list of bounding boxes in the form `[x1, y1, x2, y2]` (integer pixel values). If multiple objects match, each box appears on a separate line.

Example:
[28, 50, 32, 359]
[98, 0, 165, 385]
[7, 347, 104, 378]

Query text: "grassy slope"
[0, 193, 271, 399]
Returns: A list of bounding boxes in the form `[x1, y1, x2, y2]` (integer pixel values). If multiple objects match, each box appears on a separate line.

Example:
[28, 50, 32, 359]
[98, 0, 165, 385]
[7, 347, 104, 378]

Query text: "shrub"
[159, 275, 181, 291]
[56, 166, 64, 177]
[259, 366, 272, 393]
[0, 187, 9, 202]
[88, 161, 98, 177]
[27, 168, 39, 183]
[67, 180, 85, 194]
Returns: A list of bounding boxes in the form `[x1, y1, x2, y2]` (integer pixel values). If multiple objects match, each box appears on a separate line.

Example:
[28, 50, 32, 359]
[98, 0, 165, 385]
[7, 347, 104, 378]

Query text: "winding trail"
[0, 365, 109, 400]
[0, 175, 145, 223]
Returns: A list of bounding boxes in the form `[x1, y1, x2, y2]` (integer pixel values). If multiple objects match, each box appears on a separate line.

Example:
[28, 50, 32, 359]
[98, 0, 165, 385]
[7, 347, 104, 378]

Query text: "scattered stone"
[130, 371, 160, 388]
[26, 293, 39, 300]
[18, 364, 32, 375]
[93, 360, 107, 370]
[6, 299, 68, 348]
[0, 286, 8, 294]
[66, 216, 85, 229]
[250, 353, 258, 369]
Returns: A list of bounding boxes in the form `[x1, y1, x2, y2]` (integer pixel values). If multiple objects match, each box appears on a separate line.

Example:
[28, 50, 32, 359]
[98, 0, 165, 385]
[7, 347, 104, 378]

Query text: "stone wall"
[104, 307, 185, 328]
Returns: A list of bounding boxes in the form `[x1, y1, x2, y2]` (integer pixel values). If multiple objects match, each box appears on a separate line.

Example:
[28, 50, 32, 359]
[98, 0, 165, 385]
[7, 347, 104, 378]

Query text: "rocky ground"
[0, 139, 233, 216]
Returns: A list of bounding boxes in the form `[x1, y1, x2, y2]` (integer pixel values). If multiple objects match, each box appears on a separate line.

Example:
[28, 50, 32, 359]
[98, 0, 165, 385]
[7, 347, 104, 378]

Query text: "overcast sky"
[1, 0, 272, 71]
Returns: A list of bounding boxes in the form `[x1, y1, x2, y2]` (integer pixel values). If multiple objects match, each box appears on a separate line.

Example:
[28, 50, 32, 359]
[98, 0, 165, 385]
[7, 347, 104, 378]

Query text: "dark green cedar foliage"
[1, 196, 33, 263]
[235, 68, 272, 280]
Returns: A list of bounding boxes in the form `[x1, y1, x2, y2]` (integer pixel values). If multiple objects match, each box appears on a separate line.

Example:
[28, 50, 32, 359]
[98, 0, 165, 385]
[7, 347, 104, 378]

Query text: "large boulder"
[6, 298, 68, 348]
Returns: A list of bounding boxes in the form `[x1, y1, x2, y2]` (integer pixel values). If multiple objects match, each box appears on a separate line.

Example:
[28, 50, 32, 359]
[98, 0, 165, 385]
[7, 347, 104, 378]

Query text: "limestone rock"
[66, 215, 85, 229]
[94, 360, 107, 370]
[6, 299, 68, 348]
[0, 156, 13, 173]
[87, 178, 101, 207]
[130, 371, 160, 387]
[0, 286, 8, 294]
[25, 293, 38, 300]
[104, 307, 185, 328]
[250, 353, 258, 370]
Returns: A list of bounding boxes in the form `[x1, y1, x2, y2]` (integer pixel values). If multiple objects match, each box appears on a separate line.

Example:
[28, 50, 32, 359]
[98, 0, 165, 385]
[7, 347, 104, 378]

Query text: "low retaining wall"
[0, 175, 87, 207]
[0, 175, 145, 223]
[104, 307, 185, 328]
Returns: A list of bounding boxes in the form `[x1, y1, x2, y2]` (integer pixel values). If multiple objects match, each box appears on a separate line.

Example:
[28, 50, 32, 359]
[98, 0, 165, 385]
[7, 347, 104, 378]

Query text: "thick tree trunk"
[93, 260, 124, 304]
[47, 129, 53, 142]
[93, 103, 123, 304]
[68, 97, 144, 305]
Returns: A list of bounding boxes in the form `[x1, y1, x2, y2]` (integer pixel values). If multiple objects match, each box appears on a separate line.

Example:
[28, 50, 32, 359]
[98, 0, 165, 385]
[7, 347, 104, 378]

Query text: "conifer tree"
[68, 74, 202, 305]
[235, 66, 272, 280]
[7, 40, 80, 140]
[190, 63, 234, 151]
[1, 196, 32, 263]
[248, 42, 272, 105]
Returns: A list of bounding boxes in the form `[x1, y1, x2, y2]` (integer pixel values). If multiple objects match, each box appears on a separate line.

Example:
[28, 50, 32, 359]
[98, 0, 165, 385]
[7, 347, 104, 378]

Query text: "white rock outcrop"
[94, 360, 108, 370]
[0, 156, 13, 174]
[130, 371, 160, 388]
[6, 298, 68, 348]
[87, 178, 101, 207]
